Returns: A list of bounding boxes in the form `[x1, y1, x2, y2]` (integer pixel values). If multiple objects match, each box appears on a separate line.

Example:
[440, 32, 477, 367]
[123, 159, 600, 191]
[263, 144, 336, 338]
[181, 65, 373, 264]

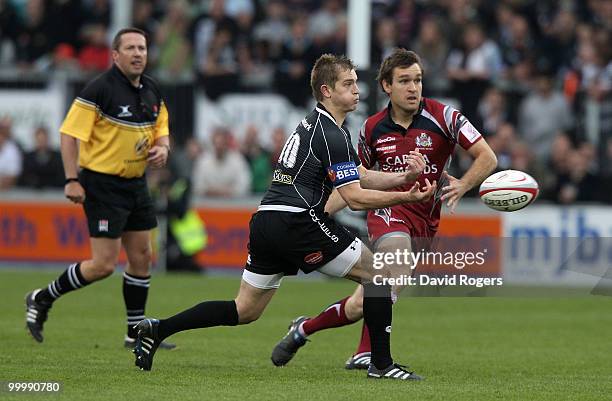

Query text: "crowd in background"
[0, 0, 610, 204]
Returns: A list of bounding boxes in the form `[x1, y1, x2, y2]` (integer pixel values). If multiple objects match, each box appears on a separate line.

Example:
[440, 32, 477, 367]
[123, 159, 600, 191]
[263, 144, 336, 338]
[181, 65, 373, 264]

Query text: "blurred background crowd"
[0, 0, 610, 204]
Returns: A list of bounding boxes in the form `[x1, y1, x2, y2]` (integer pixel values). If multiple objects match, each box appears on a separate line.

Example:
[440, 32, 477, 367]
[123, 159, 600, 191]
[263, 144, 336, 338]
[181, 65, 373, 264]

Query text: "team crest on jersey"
[416, 133, 433, 148]
[118, 105, 133, 118]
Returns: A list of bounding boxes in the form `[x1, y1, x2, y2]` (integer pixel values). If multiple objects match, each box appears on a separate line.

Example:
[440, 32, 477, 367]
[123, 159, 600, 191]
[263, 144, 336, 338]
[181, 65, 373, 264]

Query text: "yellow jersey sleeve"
[154, 101, 170, 139]
[60, 98, 98, 142]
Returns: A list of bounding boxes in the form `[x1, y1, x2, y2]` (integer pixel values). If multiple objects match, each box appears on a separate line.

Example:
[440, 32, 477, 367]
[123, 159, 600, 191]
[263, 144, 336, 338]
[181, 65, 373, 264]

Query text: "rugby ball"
[479, 170, 539, 212]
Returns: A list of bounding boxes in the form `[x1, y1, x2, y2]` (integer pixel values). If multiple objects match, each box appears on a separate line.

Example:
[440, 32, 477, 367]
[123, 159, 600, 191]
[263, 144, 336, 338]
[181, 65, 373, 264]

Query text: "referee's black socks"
[35, 262, 90, 304]
[123, 272, 150, 339]
[157, 300, 239, 340]
[363, 283, 394, 370]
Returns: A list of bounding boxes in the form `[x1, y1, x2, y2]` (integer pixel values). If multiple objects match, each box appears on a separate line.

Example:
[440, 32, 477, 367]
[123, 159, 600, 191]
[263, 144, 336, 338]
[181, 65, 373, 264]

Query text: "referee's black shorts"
[79, 169, 157, 238]
[243, 209, 362, 289]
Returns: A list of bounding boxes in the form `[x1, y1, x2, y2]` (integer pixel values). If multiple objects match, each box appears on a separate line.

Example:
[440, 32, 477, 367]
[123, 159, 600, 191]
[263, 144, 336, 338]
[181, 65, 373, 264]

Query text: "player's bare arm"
[337, 178, 435, 211]
[325, 159, 429, 215]
[324, 189, 347, 215]
[60, 133, 85, 204]
[440, 139, 497, 213]
[147, 136, 170, 168]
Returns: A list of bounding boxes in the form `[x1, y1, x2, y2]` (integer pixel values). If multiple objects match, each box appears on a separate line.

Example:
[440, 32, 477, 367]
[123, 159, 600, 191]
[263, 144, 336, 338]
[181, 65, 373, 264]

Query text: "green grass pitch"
[1, 269, 611, 400]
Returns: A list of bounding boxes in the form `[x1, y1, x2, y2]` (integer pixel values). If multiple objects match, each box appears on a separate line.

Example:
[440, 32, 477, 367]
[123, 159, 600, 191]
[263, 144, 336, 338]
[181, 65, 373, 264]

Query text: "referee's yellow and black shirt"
[60, 64, 169, 178]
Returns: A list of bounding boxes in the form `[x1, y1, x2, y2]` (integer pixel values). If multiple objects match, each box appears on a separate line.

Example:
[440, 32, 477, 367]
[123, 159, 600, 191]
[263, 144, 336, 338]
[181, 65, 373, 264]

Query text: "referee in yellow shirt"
[25, 28, 174, 349]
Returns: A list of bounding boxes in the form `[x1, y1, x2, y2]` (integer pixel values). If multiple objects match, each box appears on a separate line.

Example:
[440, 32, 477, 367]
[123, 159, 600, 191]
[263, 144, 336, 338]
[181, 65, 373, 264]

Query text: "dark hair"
[112, 28, 147, 51]
[376, 48, 423, 91]
[310, 54, 355, 102]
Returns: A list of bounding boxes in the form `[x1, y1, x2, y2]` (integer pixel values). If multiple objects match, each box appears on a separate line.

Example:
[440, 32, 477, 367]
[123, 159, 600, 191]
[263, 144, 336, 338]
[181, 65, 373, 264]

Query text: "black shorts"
[79, 169, 157, 238]
[245, 209, 357, 276]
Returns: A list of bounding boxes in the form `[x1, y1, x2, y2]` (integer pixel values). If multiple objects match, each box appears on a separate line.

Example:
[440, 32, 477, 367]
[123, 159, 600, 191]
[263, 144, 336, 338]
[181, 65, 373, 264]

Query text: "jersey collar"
[383, 99, 425, 133]
[111, 64, 144, 90]
[315, 102, 350, 130]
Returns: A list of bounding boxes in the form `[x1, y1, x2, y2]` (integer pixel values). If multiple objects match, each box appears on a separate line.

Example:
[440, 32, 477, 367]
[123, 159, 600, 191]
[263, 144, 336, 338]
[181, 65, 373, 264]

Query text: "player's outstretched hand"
[406, 178, 436, 203]
[401, 149, 426, 182]
[65, 181, 85, 204]
[440, 171, 469, 214]
[147, 145, 169, 168]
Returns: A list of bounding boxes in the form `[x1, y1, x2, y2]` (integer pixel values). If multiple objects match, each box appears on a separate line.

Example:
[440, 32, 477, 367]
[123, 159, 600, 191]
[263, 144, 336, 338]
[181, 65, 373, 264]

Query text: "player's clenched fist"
[65, 181, 86, 204]
[400, 149, 427, 182]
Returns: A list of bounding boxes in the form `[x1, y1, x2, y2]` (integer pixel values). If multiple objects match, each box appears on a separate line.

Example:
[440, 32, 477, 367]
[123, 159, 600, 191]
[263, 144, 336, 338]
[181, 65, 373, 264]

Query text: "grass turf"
[1, 269, 611, 400]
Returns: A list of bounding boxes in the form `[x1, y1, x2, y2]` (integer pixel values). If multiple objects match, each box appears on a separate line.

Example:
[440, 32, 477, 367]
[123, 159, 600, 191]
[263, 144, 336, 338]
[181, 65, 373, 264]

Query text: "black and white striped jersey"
[260, 103, 362, 213]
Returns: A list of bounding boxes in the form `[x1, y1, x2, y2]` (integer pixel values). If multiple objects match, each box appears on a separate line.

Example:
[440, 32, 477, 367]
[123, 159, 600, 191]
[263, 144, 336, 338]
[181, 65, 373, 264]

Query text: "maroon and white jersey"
[358, 98, 482, 241]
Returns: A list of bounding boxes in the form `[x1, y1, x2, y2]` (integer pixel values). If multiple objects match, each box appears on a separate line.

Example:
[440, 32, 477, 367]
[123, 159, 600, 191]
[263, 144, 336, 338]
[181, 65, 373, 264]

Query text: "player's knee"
[132, 246, 152, 266]
[91, 261, 116, 279]
[235, 301, 263, 325]
[126, 247, 152, 275]
[345, 294, 363, 320]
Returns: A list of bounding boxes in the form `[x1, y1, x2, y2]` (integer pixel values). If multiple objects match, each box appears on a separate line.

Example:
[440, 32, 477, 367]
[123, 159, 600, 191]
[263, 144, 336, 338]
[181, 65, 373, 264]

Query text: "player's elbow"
[345, 198, 366, 211]
[487, 150, 498, 172]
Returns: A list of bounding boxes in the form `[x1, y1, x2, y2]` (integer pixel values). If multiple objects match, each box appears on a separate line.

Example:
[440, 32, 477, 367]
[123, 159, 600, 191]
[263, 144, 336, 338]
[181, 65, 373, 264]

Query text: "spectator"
[153, 0, 193, 79]
[371, 18, 397, 66]
[275, 16, 317, 106]
[0, 117, 22, 190]
[192, 127, 251, 198]
[498, 13, 536, 76]
[268, 126, 287, 168]
[518, 70, 573, 160]
[389, 0, 422, 46]
[487, 122, 516, 171]
[199, 26, 238, 99]
[15, 0, 52, 70]
[241, 125, 272, 194]
[476, 87, 509, 134]
[253, 0, 290, 58]
[548, 132, 573, 174]
[447, 23, 503, 121]
[508, 141, 548, 195]
[236, 39, 274, 91]
[554, 148, 600, 204]
[411, 16, 449, 96]
[77, 24, 111, 72]
[80, 0, 111, 27]
[308, 0, 345, 49]
[192, 0, 236, 83]
[132, 0, 158, 39]
[19, 126, 63, 188]
[169, 137, 203, 180]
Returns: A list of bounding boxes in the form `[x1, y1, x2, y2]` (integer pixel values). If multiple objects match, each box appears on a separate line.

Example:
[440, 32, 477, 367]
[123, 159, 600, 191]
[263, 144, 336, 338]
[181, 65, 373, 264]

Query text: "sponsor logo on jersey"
[301, 118, 313, 131]
[375, 136, 396, 145]
[98, 219, 109, 232]
[272, 169, 293, 184]
[134, 137, 150, 156]
[304, 251, 323, 264]
[383, 153, 438, 174]
[376, 145, 396, 154]
[118, 105, 133, 118]
[327, 161, 359, 186]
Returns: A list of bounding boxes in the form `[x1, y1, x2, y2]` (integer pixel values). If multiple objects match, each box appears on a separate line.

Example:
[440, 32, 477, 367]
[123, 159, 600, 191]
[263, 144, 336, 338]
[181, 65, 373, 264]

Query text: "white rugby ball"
[479, 170, 539, 212]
